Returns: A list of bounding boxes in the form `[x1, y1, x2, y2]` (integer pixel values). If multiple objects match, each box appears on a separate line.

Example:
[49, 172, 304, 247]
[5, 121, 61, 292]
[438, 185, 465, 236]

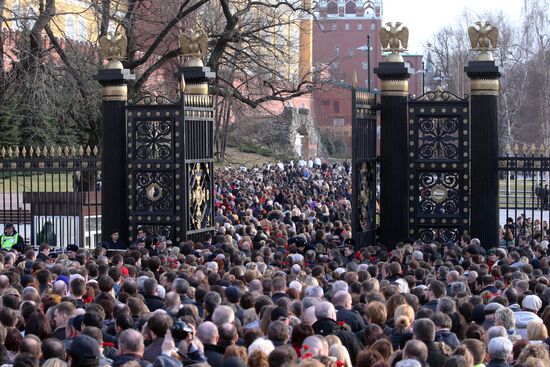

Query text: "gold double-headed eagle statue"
[179, 29, 208, 67]
[468, 21, 499, 61]
[98, 28, 127, 69]
[379, 22, 409, 62]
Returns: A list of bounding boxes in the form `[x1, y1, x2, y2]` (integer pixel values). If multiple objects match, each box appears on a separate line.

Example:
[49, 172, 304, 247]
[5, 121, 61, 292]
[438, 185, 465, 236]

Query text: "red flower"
[337, 321, 345, 326]
[303, 345, 309, 350]
[336, 361, 345, 367]
[302, 353, 313, 359]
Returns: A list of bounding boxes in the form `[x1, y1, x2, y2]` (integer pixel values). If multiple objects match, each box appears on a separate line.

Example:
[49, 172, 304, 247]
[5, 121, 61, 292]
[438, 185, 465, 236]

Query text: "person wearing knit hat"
[68, 334, 100, 366]
[515, 295, 543, 339]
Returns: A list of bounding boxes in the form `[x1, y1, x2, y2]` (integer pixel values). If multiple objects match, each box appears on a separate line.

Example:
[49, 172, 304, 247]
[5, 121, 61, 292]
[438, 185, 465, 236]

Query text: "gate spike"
[7, 147, 13, 158]
[29, 147, 34, 157]
[70, 146, 77, 156]
[513, 143, 519, 155]
[36, 147, 41, 157]
[505, 144, 511, 155]
[1, 147, 5, 158]
[50, 146, 55, 157]
[530, 144, 537, 154]
[21, 147, 27, 157]
[85, 146, 91, 156]
[93, 146, 98, 156]
[57, 146, 62, 157]
[43, 146, 48, 157]
[522, 144, 528, 155]
[78, 146, 84, 156]
[14, 147, 19, 157]
[64, 146, 69, 157]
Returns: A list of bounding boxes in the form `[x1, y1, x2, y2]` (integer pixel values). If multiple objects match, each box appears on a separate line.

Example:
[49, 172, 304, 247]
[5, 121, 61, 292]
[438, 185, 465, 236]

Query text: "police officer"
[0, 223, 24, 252]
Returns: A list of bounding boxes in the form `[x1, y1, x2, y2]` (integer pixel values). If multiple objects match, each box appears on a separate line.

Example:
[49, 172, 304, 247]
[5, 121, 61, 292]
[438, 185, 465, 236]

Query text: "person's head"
[25, 311, 51, 340]
[495, 307, 515, 330]
[118, 329, 144, 356]
[402, 340, 427, 362]
[142, 278, 158, 297]
[366, 301, 387, 325]
[42, 338, 66, 361]
[54, 302, 76, 329]
[488, 337, 513, 361]
[432, 312, 452, 331]
[19, 335, 42, 360]
[197, 321, 219, 345]
[426, 280, 446, 300]
[328, 344, 352, 367]
[356, 349, 383, 367]
[394, 304, 415, 329]
[68, 335, 100, 367]
[527, 320, 548, 341]
[332, 291, 352, 310]
[4, 224, 14, 235]
[314, 302, 337, 321]
[516, 343, 550, 366]
[219, 323, 238, 345]
[111, 231, 120, 242]
[13, 355, 38, 367]
[301, 335, 327, 357]
[462, 339, 486, 365]
[412, 318, 435, 343]
[147, 312, 173, 339]
[268, 345, 297, 367]
[267, 320, 289, 344]
[212, 305, 235, 326]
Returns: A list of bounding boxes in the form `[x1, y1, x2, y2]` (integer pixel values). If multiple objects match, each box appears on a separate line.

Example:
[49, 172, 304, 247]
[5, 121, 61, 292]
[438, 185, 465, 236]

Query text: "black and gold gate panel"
[408, 88, 470, 243]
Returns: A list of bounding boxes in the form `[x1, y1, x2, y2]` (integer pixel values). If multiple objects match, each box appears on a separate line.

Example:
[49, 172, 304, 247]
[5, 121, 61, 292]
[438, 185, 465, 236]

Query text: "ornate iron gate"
[407, 88, 470, 243]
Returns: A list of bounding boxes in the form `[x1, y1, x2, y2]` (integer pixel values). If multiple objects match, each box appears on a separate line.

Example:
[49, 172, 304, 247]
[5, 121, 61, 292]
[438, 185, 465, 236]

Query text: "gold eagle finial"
[98, 28, 127, 69]
[179, 28, 208, 67]
[379, 22, 409, 62]
[468, 21, 498, 61]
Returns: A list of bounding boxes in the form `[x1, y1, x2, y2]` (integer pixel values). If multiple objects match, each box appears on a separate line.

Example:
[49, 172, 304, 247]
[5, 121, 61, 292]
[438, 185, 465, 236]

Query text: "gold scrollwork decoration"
[190, 163, 210, 230]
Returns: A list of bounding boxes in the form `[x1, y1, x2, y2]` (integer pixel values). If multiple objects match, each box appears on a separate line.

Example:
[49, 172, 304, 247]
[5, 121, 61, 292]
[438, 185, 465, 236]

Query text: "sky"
[383, 0, 526, 53]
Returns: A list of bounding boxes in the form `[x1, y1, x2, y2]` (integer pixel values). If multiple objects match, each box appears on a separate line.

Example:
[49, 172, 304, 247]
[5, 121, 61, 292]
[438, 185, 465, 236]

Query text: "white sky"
[383, 0, 526, 53]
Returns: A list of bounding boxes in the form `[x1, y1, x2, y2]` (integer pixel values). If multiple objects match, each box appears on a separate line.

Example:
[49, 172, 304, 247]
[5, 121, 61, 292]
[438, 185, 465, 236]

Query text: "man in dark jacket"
[143, 313, 173, 362]
[312, 302, 362, 361]
[412, 319, 448, 367]
[112, 329, 148, 367]
[197, 321, 224, 367]
[142, 278, 166, 311]
[334, 291, 365, 333]
[423, 280, 446, 313]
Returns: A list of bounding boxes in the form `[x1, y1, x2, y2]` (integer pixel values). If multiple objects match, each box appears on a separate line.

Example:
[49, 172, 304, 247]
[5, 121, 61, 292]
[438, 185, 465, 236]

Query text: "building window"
[332, 23, 337, 31]
[370, 23, 376, 31]
[344, 23, 350, 31]
[321, 100, 330, 106]
[362, 62, 369, 70]
[319, 23, 325, 31]
[78, 16, 88, 41]
[333, 101, 340, 113]
[358, 23, 363, 31]
[335, 46, 340, 55]
[333, 118, 345, 126]
[65, 15, 76, 39]
[348, 49, 353, 56]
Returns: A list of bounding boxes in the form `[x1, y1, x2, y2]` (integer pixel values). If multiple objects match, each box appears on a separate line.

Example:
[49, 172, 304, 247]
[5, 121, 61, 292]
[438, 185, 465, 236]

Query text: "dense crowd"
[0, 161, 549, 367]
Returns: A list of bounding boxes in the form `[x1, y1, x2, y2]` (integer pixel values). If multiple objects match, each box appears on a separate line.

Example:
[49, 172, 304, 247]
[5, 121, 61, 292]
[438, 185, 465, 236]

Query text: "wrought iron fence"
[498, 144, 550, 238]
[0, 146, 101, 250]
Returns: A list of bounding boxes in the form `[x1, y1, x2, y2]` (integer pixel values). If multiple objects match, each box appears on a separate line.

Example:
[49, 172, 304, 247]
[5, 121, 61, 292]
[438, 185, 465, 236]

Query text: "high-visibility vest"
[1, 233, 19, 250]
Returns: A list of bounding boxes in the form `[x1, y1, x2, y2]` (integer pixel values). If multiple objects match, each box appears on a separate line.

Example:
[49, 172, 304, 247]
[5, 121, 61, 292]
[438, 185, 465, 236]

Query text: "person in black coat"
[312, 302, 363, 361]
[197, 322, 224, 367]
[334, 291, 365, 333]
[103, 230, 127, 250]
[142, 278, 166, 312]
[412, 319, 448, 367]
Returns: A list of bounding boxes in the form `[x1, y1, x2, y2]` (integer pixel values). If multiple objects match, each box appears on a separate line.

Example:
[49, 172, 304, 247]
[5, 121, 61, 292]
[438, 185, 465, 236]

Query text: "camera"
[171, 320, 194, 340]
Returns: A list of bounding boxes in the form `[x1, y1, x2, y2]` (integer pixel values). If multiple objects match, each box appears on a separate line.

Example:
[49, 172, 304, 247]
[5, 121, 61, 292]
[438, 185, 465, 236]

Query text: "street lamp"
[357, 34, 372, 92]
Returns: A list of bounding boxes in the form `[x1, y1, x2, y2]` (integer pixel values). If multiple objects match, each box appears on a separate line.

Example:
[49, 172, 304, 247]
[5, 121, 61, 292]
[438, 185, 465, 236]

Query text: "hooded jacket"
[515, 310, 542, 339]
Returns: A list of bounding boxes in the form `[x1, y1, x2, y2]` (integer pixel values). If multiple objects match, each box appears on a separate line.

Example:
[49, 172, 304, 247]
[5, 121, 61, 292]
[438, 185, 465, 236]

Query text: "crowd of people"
[0, 161, 549, 367]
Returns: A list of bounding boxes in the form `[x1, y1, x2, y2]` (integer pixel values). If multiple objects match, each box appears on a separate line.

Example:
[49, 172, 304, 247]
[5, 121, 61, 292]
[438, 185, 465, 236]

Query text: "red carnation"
[336, 362, 345, 367]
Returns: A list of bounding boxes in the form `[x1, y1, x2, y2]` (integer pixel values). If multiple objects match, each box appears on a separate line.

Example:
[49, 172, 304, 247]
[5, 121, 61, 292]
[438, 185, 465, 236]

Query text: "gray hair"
[495, 308, 516, 330]
[172, 278, 189, 294]
[197, 321, 218, 345]
[314, 301, 336, 320]
[333, 280, 349, 293]
[302, 297, 320, 310]
[305, 285, 324, 299]
[437, 297, 456, 314]
[450, 282, 467, 296]
[396, 360, 422, 367]
[488, 337, 513, 360]
[487, 326, 508, 341]
[211, 305, 235, 326]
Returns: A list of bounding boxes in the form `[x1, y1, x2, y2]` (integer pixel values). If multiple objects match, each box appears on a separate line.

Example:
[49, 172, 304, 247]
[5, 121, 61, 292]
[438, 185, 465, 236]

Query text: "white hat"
[522, 295, 542, 312]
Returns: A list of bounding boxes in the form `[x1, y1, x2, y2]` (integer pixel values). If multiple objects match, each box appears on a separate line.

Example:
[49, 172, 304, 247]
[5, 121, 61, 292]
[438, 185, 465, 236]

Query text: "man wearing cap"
[483, 303, 505, 331]
[0, 223, 24, 252]
[104, 230, 127, 251]
[68, 334, 100, 367]
[515, 294, 543, 339]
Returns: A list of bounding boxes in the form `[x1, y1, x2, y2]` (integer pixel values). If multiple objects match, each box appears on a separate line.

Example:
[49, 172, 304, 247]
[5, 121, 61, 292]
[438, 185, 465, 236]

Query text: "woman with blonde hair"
[329, 344, 352, 367]
[325, 335, 342, 348]
[390, 304, 415, 349]
[527, 320, 548, 343]
[41, 358, 67, 367]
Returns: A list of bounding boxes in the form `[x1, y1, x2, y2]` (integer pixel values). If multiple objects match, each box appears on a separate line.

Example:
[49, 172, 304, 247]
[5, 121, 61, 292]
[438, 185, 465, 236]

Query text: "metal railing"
[0, 146, 101, 249]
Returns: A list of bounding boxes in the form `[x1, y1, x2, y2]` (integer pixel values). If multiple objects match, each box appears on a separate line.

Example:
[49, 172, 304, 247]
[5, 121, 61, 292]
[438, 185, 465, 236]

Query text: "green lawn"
[0, 173, 75, 192]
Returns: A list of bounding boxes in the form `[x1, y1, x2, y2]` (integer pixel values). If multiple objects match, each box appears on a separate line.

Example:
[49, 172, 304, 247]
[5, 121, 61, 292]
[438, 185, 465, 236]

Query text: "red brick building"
[307, 0, 423, 144]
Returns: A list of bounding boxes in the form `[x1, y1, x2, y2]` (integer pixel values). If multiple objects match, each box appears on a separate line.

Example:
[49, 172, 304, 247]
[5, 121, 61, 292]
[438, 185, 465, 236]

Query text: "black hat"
[72, 314, 84, 331]
[69, 335, 100, 360]
[225, 286, 242, 303]
[271, 306, 289, 321]
[4, 223, 13, 228]
[67, 244, 78, 252]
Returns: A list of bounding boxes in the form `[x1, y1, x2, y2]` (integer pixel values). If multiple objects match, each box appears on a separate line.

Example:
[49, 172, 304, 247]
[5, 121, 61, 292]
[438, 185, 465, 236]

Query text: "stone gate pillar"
[94, 35, 135, 243]
[375, 55, 413, 249]
[465, 22, 501, 248]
